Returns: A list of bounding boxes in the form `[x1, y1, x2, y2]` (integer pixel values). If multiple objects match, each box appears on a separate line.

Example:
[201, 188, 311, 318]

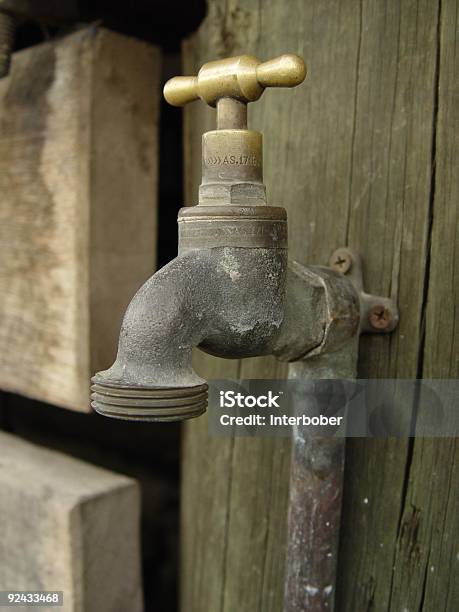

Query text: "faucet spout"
[91, 251, 212, 421]
[91, 242, 296, 421]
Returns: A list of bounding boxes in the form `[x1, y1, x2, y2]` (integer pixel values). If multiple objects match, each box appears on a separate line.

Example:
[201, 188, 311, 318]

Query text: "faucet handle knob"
[163, 53, 306, 108]
[256, 54, 306, 88]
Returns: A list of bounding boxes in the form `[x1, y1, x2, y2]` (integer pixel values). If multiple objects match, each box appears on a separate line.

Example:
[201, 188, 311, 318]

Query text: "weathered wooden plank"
[0, 27, 160, 411]
[181, 1, 449, 610]
[423, 0, 459, 382]
[389, 0, 459, 609]
[389, 438, 459, 611]
[0, 430, 143, 611]
[337, 1, 439, 609]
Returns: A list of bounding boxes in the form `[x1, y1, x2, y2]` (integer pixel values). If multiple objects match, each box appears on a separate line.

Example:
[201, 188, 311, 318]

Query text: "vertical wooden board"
[250, 0, 361, 265]
[347, 0, 438, 377]
[0, 33, 92, 410]
[222, 357, 288, 612]
[181, 0, 446, 610]
[221, 436, 291, 612]
[389, 1, 459, 609]
[423, 0, 459, 381]
[180, 413, 236, 612]
[0, 28, 160, 411]
[389, 439, 459, 611]
[337, 1, 439, 610]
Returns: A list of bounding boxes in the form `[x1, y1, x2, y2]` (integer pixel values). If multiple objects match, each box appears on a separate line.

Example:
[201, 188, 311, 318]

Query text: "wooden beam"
[0, 27, 160, 411]
[0, 430, 143, 610]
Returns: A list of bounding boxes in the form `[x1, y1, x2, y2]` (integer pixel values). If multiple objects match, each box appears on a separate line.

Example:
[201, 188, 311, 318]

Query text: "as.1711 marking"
[205, 154, 260, 167]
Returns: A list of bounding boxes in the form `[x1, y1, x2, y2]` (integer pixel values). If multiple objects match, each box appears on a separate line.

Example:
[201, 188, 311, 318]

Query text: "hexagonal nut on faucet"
[198, 182, 267, 206]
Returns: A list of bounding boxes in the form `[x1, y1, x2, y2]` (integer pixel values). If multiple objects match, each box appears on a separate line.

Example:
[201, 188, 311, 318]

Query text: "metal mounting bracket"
[329, 247, 399, 335]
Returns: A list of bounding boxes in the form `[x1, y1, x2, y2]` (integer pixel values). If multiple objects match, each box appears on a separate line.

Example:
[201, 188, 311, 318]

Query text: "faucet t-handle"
[164, 53, 306, 197]
[164, 54, 306, 129]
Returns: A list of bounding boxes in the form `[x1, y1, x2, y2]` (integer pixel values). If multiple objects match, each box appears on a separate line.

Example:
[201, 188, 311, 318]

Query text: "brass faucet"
[91, 54, 397, 422]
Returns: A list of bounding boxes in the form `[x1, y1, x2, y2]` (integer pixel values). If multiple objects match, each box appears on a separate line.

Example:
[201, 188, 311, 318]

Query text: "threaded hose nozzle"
[91, 379, 208, 422]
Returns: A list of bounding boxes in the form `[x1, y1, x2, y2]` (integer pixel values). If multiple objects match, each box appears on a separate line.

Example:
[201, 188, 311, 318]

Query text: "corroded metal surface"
[92, 53, 314, 422]
[284, 248, 399, 612]
[178, 205, 287, 250]
[90, 241, 363, 421]
[329, 247, 399, 334]
[284, 344, 357, 612]
[91, 381, 208, 422]
[91, 55, 371, 422]
[92, 247, 287, 418]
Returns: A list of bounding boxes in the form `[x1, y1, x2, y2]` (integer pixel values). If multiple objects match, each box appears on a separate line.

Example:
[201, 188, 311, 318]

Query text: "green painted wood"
[180, 1, 456, 610]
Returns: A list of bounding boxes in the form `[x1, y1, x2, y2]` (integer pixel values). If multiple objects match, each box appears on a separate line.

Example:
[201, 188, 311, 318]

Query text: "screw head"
[368, 305, 393, 330]
[330, 248, 352, 274]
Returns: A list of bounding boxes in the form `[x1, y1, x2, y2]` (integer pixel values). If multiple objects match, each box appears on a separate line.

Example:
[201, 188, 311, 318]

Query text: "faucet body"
[91, 199, 359, 421]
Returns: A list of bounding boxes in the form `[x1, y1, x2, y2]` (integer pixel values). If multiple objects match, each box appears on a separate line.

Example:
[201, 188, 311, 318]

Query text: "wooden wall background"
[181, 1, 458, 610]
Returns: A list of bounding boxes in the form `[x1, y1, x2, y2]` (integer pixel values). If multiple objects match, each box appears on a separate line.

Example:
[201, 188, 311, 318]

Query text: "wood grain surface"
[180, 1, 457, 610]
[0, 27, 160, 411]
